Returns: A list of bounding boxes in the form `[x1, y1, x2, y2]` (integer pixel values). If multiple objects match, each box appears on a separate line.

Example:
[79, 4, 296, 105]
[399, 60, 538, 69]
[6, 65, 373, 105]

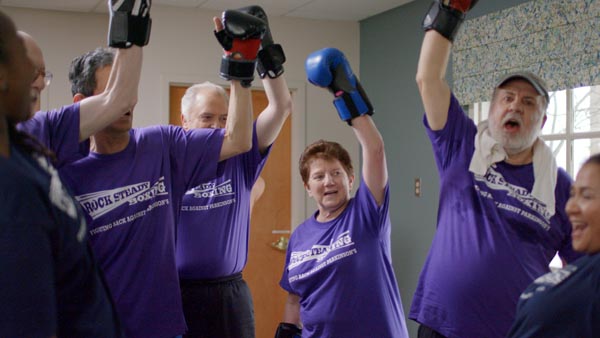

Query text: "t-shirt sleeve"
[353, 178, 391, 237]
[423, 93, 477, 175]
[0, 197, 56, 337]
[169, 126, 225, 190]
[17, 103, 89, 168]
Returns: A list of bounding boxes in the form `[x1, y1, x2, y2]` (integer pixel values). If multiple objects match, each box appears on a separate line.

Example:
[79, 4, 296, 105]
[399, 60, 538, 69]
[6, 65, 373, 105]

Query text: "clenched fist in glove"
[214, 10, 266, 87]
[108, 0, 152, 48]
[305, 47, 373, 125]
[422, 0, 479, 42]
[237, 5, 286, 79]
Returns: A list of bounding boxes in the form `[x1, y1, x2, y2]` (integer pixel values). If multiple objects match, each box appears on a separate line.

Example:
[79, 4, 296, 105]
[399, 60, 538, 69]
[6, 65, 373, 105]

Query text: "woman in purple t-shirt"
[275, 48, 408, 338]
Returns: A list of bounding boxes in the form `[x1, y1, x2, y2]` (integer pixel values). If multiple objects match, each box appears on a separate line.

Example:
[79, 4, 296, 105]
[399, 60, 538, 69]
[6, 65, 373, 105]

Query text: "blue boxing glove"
[108, 0, 152, 48]
[305, 48, 373, 125]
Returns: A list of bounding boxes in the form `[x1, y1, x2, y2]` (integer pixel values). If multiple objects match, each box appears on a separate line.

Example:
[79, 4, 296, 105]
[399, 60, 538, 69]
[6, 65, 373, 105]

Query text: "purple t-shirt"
[59, 126, 224, 338]
[17, 103, 89, 168]
[280, 180, 408, 338]
[409, 94, 580, 338]
[177, 125, 270, 279]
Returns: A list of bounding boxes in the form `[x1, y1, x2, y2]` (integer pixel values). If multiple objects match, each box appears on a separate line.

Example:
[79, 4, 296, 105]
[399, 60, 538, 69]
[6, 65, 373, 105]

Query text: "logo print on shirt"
[474, 167, 552, 223]
[76, 176, 168, 219]
[288, 231, 355, 270]
[185, 179, 234, 198]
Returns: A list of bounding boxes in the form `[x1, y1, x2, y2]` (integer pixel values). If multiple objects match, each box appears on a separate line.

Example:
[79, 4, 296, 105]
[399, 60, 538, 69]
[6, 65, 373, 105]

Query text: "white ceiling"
[0, 0, 414, 21]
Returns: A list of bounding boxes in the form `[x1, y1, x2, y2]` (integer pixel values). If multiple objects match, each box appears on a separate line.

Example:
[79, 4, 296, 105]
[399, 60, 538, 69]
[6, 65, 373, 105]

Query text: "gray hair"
[181, 81, 229, 119]
[69, 47, 114, 97]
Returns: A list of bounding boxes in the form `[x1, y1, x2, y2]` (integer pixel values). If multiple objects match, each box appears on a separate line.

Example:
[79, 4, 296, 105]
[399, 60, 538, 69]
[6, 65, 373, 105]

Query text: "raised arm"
[352, 115, 387, 205]
[220, 79, 253, 161]
[256, 76, 291, 153]
[236, 6, 292, 153]
[416, 0, 478, 131]
[78, 0, 150, 141]
[213, 11, 267, 161]
[305, 48, 386, 205]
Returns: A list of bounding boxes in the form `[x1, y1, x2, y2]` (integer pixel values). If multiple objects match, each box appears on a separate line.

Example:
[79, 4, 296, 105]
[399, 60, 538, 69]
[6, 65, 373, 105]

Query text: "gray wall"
[360, 0, 530, 335]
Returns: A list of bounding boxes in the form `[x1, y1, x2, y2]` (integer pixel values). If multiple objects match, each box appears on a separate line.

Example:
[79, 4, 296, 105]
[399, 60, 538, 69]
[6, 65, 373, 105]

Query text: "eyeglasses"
[35, 68, 53, 87]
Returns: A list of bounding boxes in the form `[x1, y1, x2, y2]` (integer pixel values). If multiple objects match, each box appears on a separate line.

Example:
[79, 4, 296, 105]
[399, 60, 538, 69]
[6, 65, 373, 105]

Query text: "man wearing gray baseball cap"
[410, 2, 581, 337]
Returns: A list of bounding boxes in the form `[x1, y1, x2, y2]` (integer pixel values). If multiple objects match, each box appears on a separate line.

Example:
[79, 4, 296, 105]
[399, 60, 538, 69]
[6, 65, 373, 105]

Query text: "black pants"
[418, 324, 447, 338]
[180, 273, 255, 338]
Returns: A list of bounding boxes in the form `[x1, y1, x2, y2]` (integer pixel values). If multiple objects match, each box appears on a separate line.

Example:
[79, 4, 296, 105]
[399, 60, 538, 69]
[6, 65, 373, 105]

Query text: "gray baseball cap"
[496, 71, 549, 104]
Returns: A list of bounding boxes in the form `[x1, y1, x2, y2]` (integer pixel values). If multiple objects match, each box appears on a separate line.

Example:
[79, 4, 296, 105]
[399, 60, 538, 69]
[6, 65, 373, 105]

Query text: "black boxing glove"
[422, 0, 479, 42]
[237, 5, 286, 79]
[215, 10, 266, 87]
[108, 0, 152, 48]
[274, 322, 302, 338]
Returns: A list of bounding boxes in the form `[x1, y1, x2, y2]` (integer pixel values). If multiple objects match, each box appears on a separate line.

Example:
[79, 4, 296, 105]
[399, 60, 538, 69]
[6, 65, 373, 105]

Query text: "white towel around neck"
[468, 120, 558, 217]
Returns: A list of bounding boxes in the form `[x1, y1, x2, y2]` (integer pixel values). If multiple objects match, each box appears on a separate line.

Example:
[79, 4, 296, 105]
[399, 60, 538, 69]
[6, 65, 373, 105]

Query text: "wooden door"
[169, 84, 291, 338]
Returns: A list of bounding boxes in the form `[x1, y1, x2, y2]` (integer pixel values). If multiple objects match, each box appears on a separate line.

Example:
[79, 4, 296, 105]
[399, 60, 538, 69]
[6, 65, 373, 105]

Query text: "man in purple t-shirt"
[176, 7, 292, 338]
[23, 9, 260, 338]
[56, 16, 261, 337]
[409, 2, 580, 338]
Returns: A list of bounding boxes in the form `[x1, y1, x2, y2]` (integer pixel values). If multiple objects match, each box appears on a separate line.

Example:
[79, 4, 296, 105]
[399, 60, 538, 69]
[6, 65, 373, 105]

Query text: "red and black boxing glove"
[236, 5, 286, 79]
[422, 0, 479, 42]
[215, 10, 266, 87]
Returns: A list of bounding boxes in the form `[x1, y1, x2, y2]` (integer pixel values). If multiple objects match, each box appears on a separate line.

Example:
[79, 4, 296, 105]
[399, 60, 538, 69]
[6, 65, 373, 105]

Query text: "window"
[471, 85, 600, 269]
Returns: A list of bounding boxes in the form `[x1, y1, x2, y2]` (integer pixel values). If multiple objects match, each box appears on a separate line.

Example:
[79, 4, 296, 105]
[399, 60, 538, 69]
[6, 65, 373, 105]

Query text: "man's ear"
[181, 114, 189, 131]
[73, 93, 85, 103]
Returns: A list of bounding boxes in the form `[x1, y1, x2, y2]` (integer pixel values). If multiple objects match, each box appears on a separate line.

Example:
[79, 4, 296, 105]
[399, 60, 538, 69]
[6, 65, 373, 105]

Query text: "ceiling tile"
[2, 0, 100, 12]
[153, 0, 207, 7]
[200, 0, 312, 17]
[1, 0, 415, 21]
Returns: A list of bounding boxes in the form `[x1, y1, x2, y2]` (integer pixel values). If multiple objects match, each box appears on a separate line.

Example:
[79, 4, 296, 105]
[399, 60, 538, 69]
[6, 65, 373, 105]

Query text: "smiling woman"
[508, 153, 600, 337]
[276, 48, 408, 338]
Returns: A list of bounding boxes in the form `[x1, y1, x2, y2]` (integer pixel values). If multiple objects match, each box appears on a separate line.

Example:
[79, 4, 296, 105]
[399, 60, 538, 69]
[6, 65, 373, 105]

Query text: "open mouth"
[503, 118, 521, 131]
[324, 190, 337, 196]
[571, 221, 587, 238]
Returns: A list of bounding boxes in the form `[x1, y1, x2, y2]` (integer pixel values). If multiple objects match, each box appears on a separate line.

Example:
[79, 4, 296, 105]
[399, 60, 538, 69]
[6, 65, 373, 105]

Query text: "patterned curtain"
[452, 0, 600, 104]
